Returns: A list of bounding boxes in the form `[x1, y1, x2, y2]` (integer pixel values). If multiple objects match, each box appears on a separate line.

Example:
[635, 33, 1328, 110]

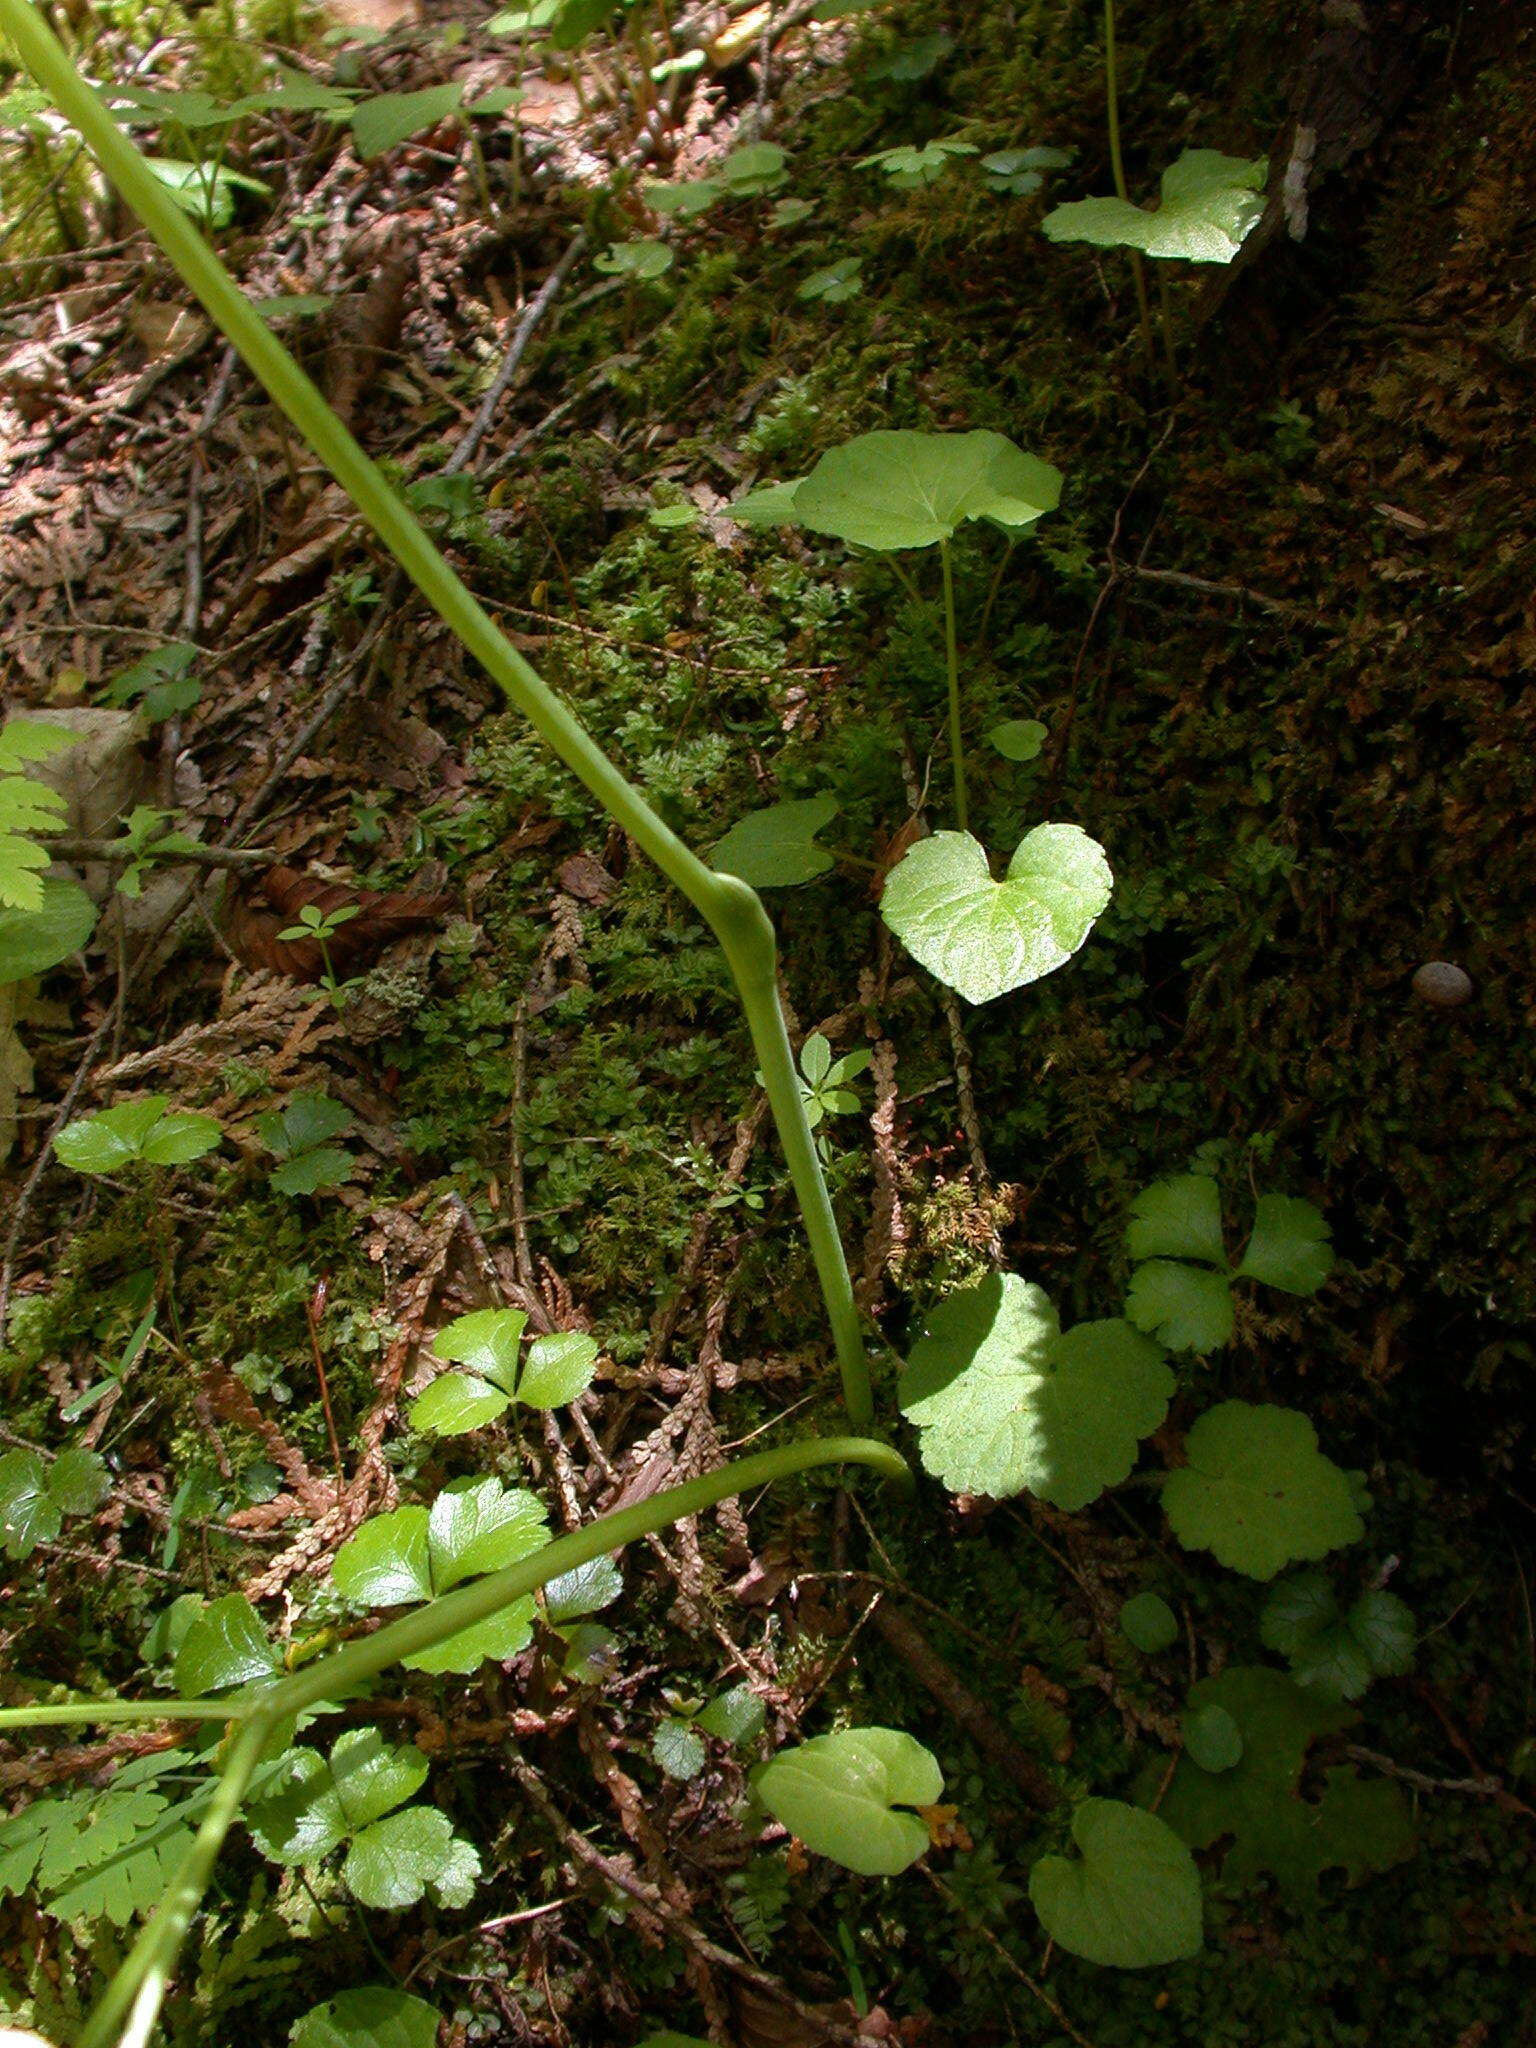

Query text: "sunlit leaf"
[1163, 1403, 1364, 1580]
[1042, 149, 1267, 264]
[756, 1728, 943, 1876]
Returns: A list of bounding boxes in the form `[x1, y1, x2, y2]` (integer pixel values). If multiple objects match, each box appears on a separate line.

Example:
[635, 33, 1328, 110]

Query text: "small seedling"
[408, 1305, 599, 1435]
[277, 899, 362, 1007]
[54, 1094, 222, 1174]
[755, 1727, 943, 1876]
[797, 256, 863, 303]
[858, 136, 976, 190]
[256, 1090, 355, 1196]
[980, 144, 1072, 196]
[1123, 1172, 1334, 1353]
[101, 640, 201, 721]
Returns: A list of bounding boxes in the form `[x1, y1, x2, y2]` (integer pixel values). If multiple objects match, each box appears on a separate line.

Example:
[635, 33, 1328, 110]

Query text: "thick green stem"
[1102, 0, 1158, 385]
[1, 0, 871, 1429]
[54, 1437, 908, 2047]
[939, 540, 967, 834]
[0, 1699, 247, 1733]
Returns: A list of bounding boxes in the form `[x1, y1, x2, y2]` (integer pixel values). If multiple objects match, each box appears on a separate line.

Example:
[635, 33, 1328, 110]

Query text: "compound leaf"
[518, 1330, 599, 1409]
[711, 795, 839, 887]
[1235, 1194, 1334, 1295]
[881, 826, 1111, 1005]
[1260, 1575, 1415, 1700]
[1163, 1403, 1363, 1580]
[1028, 1799, 1202, 1967]
[899, 1275, 1171, 1508]
[54, 1096, 220, 1174]
[756, 1727, 942, 1877]
[332, 1506, 434, 1608]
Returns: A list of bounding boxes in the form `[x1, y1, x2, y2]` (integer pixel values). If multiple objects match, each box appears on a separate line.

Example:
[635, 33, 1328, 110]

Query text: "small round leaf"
[1182, 1703, 1244, 1773]
[1119, 1592, 1178, 1654]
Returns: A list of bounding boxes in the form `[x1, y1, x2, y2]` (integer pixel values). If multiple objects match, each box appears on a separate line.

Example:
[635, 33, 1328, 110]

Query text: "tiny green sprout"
[277, 899, 362, 1007]
[859, 136, 977, 191]
[796, 1032, 872, 1131]
[101, 640, 200, 722]
[54, 1094, 222, 1175]
[409, 1306, 599, 1436]
[797, 257, 863, 303]
[256, 1090, 355, 1197]
[106, 806, 201, 900]
[981, 144, 1073, 196]
[594, 238, 673, 281]
[648, 501, 699, 530]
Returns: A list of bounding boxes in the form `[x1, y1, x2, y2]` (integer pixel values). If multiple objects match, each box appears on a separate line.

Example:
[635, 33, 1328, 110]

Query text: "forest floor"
[1, 0, 1533, 2043]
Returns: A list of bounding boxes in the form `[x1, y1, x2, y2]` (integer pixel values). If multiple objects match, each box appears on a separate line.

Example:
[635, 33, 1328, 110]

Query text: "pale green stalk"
[0, 0, 871, 1427]
[939, 539, 967, 833]
[1103, 0, 1158, 385]
[61, 1436, 907, 2048]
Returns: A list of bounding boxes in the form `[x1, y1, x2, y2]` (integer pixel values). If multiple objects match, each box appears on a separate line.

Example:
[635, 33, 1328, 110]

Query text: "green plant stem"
[939, 540, 967, 834]
[55, 1435, 908, 2048]
[1102, 0, 1157, 385]
[0, 1699, 250, 1732]
[1, 0, 872, 1431]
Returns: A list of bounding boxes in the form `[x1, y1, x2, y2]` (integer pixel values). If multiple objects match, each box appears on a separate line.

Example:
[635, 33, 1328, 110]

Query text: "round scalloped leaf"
[541, 1553, 624, 1622]
[1260, 1575, 1414, 1700]
[291, 1986, 442, 2048]
[899, 1275, 1172, 1508]
[594, 238, 673, 280]
[1163, 1403, 1364, 1580]
[344, 1806, 481, 1910]
[332, 1506, 433, 1608]
[880, 826, 1111, 1005]
[1028, 1799, 1202, 1967]
[1119, 1592, 1179, 1653]
[1124, 1259, 1235, 1354]
[711, 795, 839, 887]
[0, 877, 97, 983]
[250, 1730, 430, 1868]
[790, 429, 1062, 551]
[653, 1718, 706, 1781]
[1042, 149, 1267, 264]
[1234, 1193, 1335, 1295]
[174, 1593, 283, 1697]
[426, 1478, 549, 1588]
[1126, 1174, 1227, 1267]
[1182, 1703, 1243, 1773]
[987, 718, 1047, 762]
[519, 1330, 600, 1409]
[755, 1727, 942, 1876]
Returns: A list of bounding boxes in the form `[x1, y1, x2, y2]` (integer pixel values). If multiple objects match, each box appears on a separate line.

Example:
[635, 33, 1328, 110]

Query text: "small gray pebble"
[1412, 961, 1473, 1008]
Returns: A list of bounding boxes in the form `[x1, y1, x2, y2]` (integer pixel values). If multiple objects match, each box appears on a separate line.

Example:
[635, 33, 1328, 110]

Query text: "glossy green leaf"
[291, 1986, 442, 2048]
[1182, 1703, 1243, 1773]
[881, 826, 1111, 1005]
[351, 83, 463, 159]
[249, 1729, 428, 1866]
[344, 1805, 481, 1909]
[755, 1727, 942, 1876]
[1029, 1799, 1202, 1967]
[1126, 1174, 1227, 1267]
[0, 1449, 55, 1557]
[791, 429, 1062, 552]
[143, 158, 268, 227]
[173, 1593, 282, 1696]
[408, 1371, 509, 1435]
[696, 1683, 766, 1746]
[1119, 1592, 1178, 1653]
[434, 1307, 527, 1388]
[899, 1275, 1172, 1506]
[332, 1506, 434, 1607]
[987, 718, 1047, 761]
[1235, 1193, 1334, 1295]
[711, 795, 839, 887]
[1163, 1403, 1364, 1580]
[719, 142, 787, 194]
[0, 875, 97, 981]
[1124, 1259, 1235, 1353]
[41, 1445, 108, 1516]
[1042, 149, 1267, 264]
[519, 1330, 599, 1408]
[541, 1552, 623, 1622]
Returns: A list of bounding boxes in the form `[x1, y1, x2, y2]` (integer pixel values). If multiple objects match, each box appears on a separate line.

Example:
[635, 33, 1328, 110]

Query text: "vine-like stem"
[0, 0, 872, 1430]
[49, 1436, 908, 2048]
[1102, 0, 1159, 387]
[939, 539, 967, 833]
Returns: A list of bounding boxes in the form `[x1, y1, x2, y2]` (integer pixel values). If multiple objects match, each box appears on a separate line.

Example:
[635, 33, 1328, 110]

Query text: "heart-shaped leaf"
[1029, 1799, 1203, 1966]
[711, 795, 839, 887]
[1163, 1403, 1363, 1580]
[755, 1727, 942, 1876]
[880, 826, 1111, 1005]
[899, 1275, 1172, 1507]
[291, 1986, 443, 2048]
[1042, 148, 1267, 264]
[790, 429, 1062, 551]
